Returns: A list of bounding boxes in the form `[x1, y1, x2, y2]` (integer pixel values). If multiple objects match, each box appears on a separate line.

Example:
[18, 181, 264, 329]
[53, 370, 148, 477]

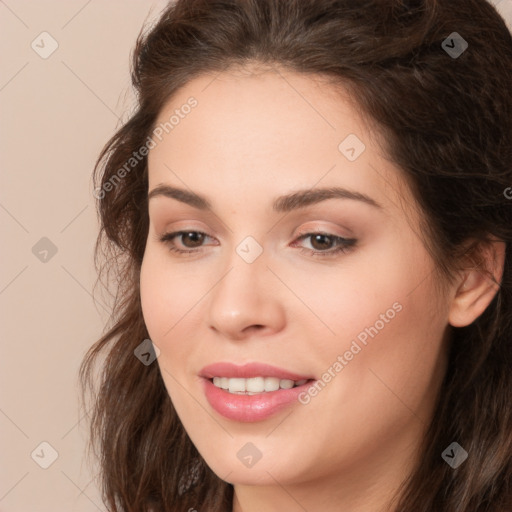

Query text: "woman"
[81, 0, 512, 510]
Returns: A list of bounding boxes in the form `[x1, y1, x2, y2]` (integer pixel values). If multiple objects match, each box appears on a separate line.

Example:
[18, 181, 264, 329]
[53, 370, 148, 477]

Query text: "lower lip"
[202, 378, 314, 422]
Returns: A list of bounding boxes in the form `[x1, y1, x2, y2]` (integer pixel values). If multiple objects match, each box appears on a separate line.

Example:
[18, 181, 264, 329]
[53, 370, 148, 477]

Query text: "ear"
[448, 238, 506, 328]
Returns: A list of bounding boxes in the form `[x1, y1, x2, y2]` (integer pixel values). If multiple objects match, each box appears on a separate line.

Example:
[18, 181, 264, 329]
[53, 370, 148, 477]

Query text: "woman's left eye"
[159, 230, 356, 258]
[292, 232, 357, 257]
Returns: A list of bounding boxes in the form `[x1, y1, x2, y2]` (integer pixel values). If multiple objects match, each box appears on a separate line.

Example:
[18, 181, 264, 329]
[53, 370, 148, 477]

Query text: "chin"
[214, 464, 285, 486]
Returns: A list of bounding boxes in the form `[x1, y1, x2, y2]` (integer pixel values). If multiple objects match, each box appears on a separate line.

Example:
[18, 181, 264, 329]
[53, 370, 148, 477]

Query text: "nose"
[206, 252, 287, 341]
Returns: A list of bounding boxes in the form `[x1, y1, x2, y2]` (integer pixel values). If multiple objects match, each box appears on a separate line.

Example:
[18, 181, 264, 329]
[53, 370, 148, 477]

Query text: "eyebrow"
[147, 184, 382, 212]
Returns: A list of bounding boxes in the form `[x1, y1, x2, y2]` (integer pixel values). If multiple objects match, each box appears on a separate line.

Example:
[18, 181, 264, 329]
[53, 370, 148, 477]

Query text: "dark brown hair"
[80, 1, 512, 510]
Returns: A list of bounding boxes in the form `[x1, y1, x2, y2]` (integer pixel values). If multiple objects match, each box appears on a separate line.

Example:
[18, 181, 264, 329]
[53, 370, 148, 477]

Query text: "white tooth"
[264, 377, 280, 392]
[215, 376, 305, 393]
[280, 379, 294, 389]
[246, 377, 265, 392]
[228, 378, 246, 393]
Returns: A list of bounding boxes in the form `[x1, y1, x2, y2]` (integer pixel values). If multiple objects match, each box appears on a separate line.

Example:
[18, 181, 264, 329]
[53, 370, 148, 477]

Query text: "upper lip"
[200, 362, 313, 381]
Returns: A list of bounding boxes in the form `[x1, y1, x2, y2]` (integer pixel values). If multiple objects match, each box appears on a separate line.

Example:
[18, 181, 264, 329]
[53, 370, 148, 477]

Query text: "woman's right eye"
[159, 230, 214, 255]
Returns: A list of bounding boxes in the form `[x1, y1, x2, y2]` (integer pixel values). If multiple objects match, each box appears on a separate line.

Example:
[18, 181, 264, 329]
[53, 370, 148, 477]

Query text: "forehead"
[150, 67, 364, 166]
[147, 67, 414, 218]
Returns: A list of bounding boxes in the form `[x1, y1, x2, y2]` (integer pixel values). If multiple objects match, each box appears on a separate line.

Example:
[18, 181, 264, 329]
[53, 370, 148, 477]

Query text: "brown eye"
[159, 230, 213, 254]
[293, 232, 357, 258]
[309, 233, 335, 251]
[180, 232, 206, 248]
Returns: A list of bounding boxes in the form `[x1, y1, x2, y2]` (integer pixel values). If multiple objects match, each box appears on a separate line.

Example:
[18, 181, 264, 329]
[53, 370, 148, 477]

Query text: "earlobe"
[448, 240, 506, 328]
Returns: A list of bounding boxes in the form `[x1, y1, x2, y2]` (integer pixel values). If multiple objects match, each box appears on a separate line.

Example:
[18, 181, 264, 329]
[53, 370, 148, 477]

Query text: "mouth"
[209, 376, 310, 394]
[199, 362, 316, 422]
[199, 361, 314, 381]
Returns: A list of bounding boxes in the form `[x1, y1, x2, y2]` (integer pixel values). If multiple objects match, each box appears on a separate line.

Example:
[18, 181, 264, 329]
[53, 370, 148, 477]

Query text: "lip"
[200, 362, 315, 423]
[199, 362, 313, 381]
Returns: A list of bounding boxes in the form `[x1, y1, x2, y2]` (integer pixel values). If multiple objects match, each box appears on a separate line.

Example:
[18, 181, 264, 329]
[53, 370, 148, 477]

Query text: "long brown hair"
[80, 1, 512, 510]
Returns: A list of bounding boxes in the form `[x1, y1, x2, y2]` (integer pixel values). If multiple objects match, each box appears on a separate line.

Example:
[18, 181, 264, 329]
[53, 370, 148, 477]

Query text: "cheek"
[312, 239, 448, 391]
[140, 257, 184, 387]
[140, 252, 170, 340]
[301, 244, 426, 358]
[140, 248, 201, 340]
[318, 255, 448, 433]
[140, 247, 215, 392]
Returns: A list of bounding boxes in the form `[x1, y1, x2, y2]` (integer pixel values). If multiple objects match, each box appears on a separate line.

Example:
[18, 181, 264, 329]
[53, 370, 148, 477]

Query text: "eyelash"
[158, 230, 356, 258]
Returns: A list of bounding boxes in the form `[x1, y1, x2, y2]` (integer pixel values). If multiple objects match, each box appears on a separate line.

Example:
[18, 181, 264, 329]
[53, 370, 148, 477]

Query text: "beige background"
[0, 1, 510, 511]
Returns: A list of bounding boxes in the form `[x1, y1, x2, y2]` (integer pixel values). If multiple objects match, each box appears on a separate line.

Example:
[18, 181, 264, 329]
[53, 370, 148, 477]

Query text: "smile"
[211, 376, 309, 394]
[200, 362, 316, 422]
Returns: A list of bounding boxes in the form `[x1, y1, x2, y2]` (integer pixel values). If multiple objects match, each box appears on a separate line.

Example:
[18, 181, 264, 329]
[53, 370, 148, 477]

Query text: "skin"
[139, 66, 504, 512]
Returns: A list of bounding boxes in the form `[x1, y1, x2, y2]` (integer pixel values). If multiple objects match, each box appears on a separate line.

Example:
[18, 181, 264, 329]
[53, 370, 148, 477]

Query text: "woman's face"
[140, 68, 452, 497]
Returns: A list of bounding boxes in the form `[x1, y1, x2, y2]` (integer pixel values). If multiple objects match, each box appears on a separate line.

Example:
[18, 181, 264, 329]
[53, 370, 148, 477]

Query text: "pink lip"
[200, 362, 315, 423]
[199, 362, 313, 381]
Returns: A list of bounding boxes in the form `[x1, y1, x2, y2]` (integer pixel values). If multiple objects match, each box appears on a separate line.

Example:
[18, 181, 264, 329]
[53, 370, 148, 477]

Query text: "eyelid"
[158, 229, 217, 250]
[293, 222, 354, 239]
[158, 228, 357, 259]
